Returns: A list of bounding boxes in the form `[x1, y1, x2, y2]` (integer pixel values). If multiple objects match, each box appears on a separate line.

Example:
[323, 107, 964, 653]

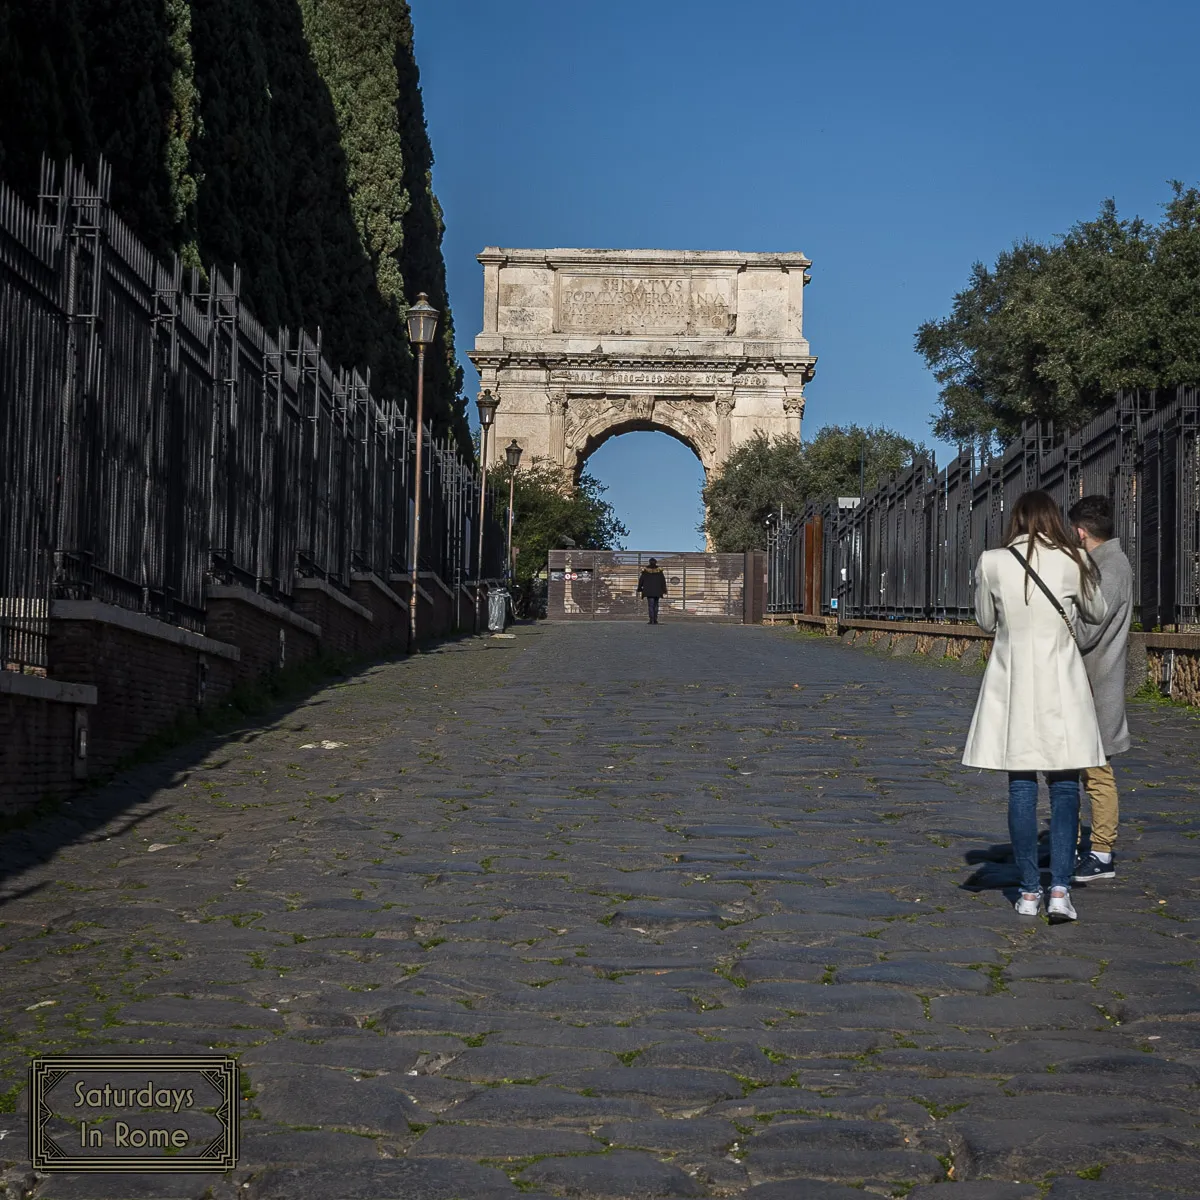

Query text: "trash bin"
[487, 589, 510, 632]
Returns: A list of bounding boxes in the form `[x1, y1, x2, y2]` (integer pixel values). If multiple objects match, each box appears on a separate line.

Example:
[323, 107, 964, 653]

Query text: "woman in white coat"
[963, 490, 1107, 923]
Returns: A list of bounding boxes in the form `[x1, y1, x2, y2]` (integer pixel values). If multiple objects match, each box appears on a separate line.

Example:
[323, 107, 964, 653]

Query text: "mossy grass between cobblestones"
[1, 630, 501, 839]
[1133, 677, 1200, 714]
[3, 624, 1198, 1193]
[118, 645, 400, 773]
[0, 648, 365, 838]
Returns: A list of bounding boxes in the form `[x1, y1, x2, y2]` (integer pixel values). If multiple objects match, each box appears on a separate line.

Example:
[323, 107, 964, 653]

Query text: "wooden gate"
[803, 515, 823, 614]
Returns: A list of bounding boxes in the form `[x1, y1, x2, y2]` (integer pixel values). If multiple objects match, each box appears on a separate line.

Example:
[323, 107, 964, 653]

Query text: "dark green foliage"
[189, 0, 403, 390]
[917, 184, 1200, 448]
[164, 0, 200, 263]
[0, 0, 188, 259]
[297, 0, 465, 446]
[0, 0, 90, 187]
[503, 461, 629, 588]
[392, 4, 466, 447]
[0, 0, 465, 440]
[703, 426, 926, 552]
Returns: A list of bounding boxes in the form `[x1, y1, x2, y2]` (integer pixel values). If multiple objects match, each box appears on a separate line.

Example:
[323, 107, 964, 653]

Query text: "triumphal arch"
[468, 248, 816, 477]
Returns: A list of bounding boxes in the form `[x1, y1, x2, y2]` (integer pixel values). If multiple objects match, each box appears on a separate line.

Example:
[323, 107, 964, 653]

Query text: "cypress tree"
[298, 0, 466, 444]
[393, 3, 467, 449]
[0, 1, 94, 193]
[0, 0, 185, 257]
[0, 0, 466, 442]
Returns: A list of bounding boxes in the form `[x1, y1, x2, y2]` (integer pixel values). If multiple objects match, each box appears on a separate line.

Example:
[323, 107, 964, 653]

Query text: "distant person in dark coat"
[1069, 495, 1134, 883]
[637, 558, 668, 624]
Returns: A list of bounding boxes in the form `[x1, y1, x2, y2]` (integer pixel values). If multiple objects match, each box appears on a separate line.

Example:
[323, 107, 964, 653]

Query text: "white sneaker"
[1047, 889, 1077, 923]
[1014, 891, 1041, 916]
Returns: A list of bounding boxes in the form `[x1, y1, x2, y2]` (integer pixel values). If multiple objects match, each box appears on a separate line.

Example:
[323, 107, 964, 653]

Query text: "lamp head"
[476, 388, 499, 430]
[406, 292, 439, 346]
[505, 439, 523, 470]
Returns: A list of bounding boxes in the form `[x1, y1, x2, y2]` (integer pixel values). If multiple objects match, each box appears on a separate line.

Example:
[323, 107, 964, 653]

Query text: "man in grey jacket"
[1069, 495, 1133, 882]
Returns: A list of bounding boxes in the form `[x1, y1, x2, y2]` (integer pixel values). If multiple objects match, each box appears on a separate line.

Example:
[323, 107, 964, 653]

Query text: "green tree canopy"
[917, 184, 1200, 448]
[702, 425, 926, 552]
[501, 460, 628, 588]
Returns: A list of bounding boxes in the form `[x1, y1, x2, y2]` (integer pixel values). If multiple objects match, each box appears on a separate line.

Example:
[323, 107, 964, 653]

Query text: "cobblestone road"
[2, 623, 1199, 1200]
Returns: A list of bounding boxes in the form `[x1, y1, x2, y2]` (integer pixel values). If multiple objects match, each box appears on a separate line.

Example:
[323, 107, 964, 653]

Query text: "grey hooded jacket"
[1077, 538, 1133, 757]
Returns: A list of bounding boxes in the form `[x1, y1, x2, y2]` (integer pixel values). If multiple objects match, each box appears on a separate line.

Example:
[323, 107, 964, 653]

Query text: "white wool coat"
[962, 540, 1108, 772]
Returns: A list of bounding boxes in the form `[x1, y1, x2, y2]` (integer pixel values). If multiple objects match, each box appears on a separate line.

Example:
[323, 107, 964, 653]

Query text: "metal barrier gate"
[547, 550, 763, 623]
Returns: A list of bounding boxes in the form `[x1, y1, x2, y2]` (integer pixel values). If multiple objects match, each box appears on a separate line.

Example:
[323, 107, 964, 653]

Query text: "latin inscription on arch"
[556, 273, 733, 336]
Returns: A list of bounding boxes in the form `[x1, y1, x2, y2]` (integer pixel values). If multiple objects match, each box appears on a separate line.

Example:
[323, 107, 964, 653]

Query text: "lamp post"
[504, 439, 522, 584]
[405, 292, 439, 648]
[474, 389, 499, 633]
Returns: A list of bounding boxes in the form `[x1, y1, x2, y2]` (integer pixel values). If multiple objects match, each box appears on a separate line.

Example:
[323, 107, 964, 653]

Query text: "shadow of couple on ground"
[962, 826, 1099, 901]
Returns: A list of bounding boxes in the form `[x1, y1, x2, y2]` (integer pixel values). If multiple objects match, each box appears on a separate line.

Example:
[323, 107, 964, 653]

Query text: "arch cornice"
[471, 351, 816, 377]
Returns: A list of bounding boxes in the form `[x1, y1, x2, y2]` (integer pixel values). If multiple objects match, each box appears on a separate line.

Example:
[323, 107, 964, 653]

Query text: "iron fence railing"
[0, 172, 62, 673]
[768, 389, 1200, 630]
[1, 159, 499, 672]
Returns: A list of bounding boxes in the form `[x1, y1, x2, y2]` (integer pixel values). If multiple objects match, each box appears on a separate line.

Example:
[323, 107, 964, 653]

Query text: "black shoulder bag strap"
[1008, 546, 1079, 647]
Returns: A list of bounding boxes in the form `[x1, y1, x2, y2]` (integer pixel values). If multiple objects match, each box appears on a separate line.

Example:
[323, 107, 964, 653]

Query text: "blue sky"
[409, 0, 1200, 549]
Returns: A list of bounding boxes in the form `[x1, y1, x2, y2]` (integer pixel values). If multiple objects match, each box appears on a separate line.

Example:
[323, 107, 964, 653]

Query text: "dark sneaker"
[1072, 853, 1115, 882]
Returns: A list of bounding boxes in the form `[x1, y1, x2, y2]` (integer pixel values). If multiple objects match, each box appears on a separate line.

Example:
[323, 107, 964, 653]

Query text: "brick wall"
[394, 574, 457, 642]
[0, 683, 87, 814]
[207, 587, 321, 685]
[455, 585, 476, 631]
[47, 607, 237, 780]
[422, 578, 455, 640]
[293, 579, 374, 659]
[350, 575, 410, 656]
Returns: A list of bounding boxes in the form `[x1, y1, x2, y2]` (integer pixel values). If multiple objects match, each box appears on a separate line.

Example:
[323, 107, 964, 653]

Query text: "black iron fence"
[768, 389, 1200, 629]
[1, 160, 502, 672]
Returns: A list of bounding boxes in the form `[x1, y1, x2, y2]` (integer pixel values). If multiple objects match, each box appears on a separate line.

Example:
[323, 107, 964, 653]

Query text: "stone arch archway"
[565, 396, 718, 481]
[469, 249, 817, 482]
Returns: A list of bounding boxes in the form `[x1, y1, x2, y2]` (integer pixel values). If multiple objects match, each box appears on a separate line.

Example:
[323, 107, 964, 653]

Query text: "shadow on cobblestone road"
[0, 642, 486, 894]
[1, 623, 1198, 1199]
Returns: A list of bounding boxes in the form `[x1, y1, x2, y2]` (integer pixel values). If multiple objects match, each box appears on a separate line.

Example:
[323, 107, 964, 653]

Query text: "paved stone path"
[2, 623, 1199, 1200]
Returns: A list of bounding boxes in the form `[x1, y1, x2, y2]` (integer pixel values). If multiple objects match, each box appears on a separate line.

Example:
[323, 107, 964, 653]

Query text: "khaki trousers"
[1082, 761, 1119, 853]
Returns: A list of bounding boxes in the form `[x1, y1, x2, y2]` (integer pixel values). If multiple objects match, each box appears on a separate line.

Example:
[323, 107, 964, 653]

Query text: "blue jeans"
[1008, 771, 1080, 892]
[647, 597, 660, 623]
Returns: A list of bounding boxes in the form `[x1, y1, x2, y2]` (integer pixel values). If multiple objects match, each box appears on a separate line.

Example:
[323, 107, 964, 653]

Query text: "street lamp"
[474, 389, 500, 633]
[405, 292, 439, 648]
[504, 439, 522, 584]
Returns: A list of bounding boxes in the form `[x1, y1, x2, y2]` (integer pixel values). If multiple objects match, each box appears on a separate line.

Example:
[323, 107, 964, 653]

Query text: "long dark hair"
[1003, 489, 1099, 600]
